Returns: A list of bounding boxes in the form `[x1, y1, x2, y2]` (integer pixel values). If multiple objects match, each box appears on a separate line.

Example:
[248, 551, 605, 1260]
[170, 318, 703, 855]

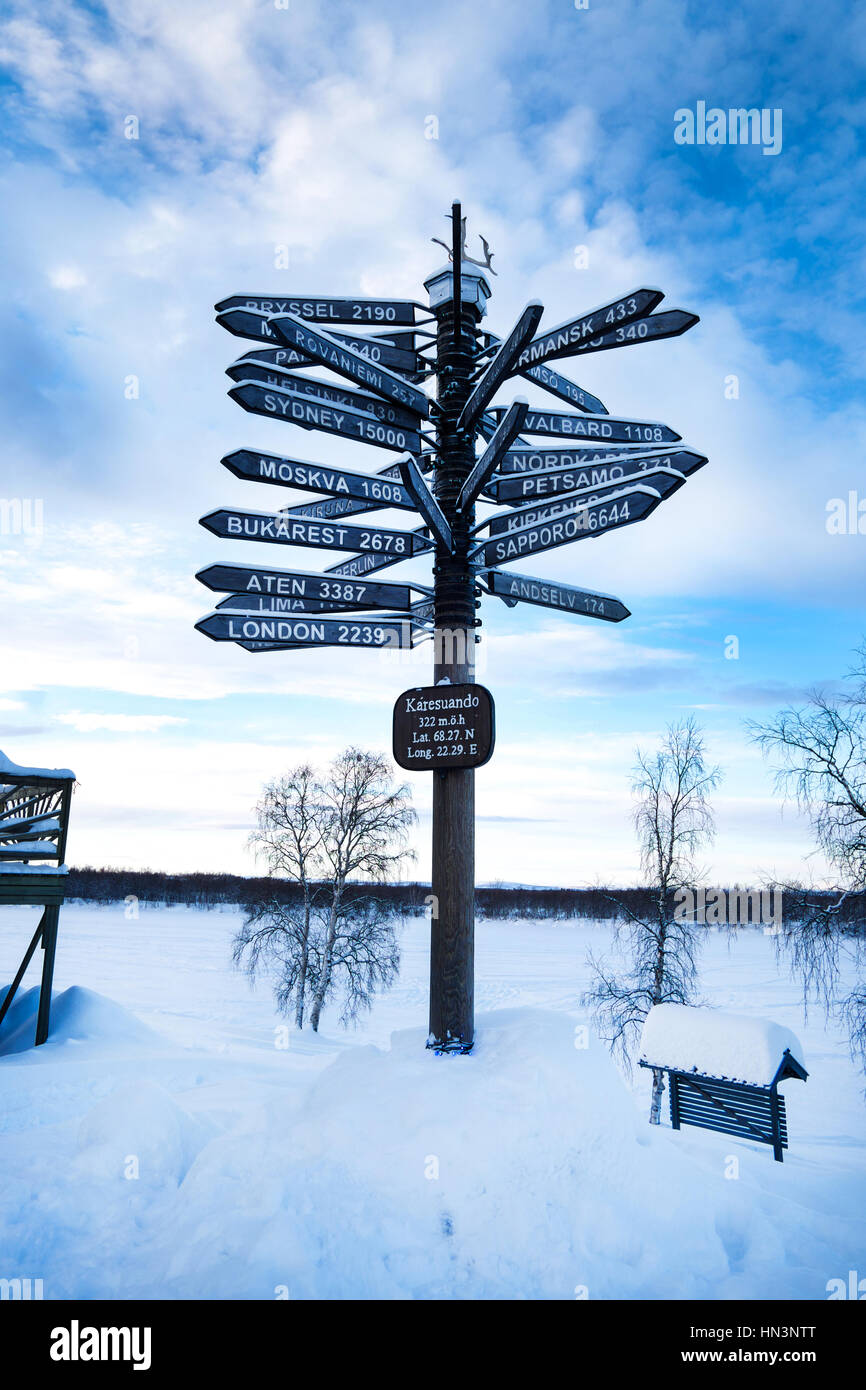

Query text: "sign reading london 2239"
[392, 684, 495, 770]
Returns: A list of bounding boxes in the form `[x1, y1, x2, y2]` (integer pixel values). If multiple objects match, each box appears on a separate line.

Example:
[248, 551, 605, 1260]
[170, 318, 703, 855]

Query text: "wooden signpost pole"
[426, 203, 488, 1053]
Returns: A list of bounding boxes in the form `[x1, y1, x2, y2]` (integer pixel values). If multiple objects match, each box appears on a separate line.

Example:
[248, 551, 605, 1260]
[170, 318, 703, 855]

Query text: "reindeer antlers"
[432, 215, 497, 274]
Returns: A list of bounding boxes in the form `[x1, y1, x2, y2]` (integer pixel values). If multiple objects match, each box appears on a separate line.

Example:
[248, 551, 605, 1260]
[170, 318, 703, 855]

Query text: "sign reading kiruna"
[196, 202, 705, 1054]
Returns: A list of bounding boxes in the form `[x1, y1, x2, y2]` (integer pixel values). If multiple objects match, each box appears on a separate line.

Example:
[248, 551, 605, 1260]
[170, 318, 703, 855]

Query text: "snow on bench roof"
[639, 1003, 806, 1088]
[0, 751, 75, 781]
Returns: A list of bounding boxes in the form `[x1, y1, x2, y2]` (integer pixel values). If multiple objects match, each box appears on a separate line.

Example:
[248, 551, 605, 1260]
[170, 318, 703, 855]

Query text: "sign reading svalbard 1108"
[392, 684, 495, 770]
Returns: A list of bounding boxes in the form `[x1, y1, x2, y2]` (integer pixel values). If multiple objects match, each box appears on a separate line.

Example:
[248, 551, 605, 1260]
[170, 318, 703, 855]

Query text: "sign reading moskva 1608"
[393, 684, 495, 770]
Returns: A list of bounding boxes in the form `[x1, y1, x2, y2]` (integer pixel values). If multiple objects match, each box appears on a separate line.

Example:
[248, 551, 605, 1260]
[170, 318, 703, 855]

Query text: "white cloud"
[57, 711, 188, 733]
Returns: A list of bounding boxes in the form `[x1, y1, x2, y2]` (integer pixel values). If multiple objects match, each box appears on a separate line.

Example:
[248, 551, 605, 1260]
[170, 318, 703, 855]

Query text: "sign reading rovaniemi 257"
[393, 684, 495, 770]
[195, 201, 706, 1054]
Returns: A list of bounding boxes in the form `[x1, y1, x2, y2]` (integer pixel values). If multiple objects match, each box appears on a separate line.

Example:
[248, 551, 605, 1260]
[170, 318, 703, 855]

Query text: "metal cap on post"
[424, 263, 492, 316]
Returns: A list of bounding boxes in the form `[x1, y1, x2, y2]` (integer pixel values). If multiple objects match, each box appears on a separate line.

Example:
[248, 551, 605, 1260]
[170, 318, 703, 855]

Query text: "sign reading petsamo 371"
[393, 684, 495, 770]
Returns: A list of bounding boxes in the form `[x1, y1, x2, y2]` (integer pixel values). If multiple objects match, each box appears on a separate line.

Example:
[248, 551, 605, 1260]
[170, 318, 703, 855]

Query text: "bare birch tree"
[750, 645, 866, 1078]
[233, 764, 325, 1028]
[585, 717, 721, 1122]
[308, 748, 416, 1031]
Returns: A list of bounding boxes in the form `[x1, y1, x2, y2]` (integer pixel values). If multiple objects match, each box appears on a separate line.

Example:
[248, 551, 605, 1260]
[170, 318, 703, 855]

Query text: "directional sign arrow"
[216, 293, 423, 327]
[221, 449, 417, 510]
[226, 362, 423, 431]
[397, 453, 453, 552]
[268, 311, 429, 418]
[473, 484, 662, 567]
[199, 507, 433, 558]
[491, 445, 706, 482]
[457, 399, 529, 513]
[515, 288, 664, 372]
[482, 467, 686, 537]
[457, 302, 543, 433]
[489, 458, 695, 505]
[216, 311, 422, 374]
[537, 308, 700, 361]
[196, 610, 418, 648]
[195, 561, 414, 611]
[484, 569, 631, 623]
[228, 380, 423, 454]
[491, 407, 681, 446]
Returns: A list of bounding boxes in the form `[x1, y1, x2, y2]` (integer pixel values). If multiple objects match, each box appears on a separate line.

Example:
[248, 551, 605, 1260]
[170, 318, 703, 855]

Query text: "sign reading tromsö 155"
[392, 684, 496, 770]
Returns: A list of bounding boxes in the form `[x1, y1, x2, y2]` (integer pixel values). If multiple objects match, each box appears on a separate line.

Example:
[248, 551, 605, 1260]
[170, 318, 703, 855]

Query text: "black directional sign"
[268, 312, 429, 418]
[228, 380, 423, 454]
[491, 407, 680, 446]
[215, 593, 366, 615]
[515, 288, 664, 371]
[458, 398, 529, 512]
[280, 461, 408, 522]
[195, 561, 413, 611]
[398, 453, 453, 551]
[489, 460, 689, 506]
[216, 293, 423, 327]
[475, 485, 661, 567]
[199, 507, 433, 558]
[221, 449, 417, 509]
[485, 570, 630, 623]
[458, 301, 543, 433]
[393, 684, 495, 770]
[197, 611, 417, 648]
[491, 445, 706, 483]
[226, 362, 423, 430]
[550, 309, 700, 360]
[216, 311, 422, 374]
[483, 467, 685, 537]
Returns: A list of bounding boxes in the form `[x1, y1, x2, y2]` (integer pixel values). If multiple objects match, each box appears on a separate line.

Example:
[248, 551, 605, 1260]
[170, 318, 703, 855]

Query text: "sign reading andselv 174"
[393, 684, 495, 770]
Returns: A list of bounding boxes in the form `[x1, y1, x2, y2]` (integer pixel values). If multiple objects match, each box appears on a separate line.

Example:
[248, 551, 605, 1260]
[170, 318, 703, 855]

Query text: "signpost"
[393, 685, 495, 770]
[196, 201, 706, 1055]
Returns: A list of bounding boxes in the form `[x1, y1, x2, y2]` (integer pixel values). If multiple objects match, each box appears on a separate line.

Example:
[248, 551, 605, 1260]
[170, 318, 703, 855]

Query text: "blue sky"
[0, 0, 864, 883]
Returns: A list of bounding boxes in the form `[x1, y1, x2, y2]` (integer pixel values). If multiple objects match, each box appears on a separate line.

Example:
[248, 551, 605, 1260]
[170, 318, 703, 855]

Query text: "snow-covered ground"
[0, 903, 862, 1300]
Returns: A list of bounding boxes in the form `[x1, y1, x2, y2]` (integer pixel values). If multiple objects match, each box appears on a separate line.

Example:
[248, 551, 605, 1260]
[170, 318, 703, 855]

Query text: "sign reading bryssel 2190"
[392, 684, 495, 770]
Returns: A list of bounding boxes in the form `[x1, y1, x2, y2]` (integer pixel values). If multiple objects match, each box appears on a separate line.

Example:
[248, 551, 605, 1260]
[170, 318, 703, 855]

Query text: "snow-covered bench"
[638, 1004, 808, 1163]
[0, 752, 76, 1046]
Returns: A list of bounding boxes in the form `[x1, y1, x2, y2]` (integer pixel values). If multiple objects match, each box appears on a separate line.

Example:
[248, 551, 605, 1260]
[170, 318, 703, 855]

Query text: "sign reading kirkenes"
[392, 684, 495, 770]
